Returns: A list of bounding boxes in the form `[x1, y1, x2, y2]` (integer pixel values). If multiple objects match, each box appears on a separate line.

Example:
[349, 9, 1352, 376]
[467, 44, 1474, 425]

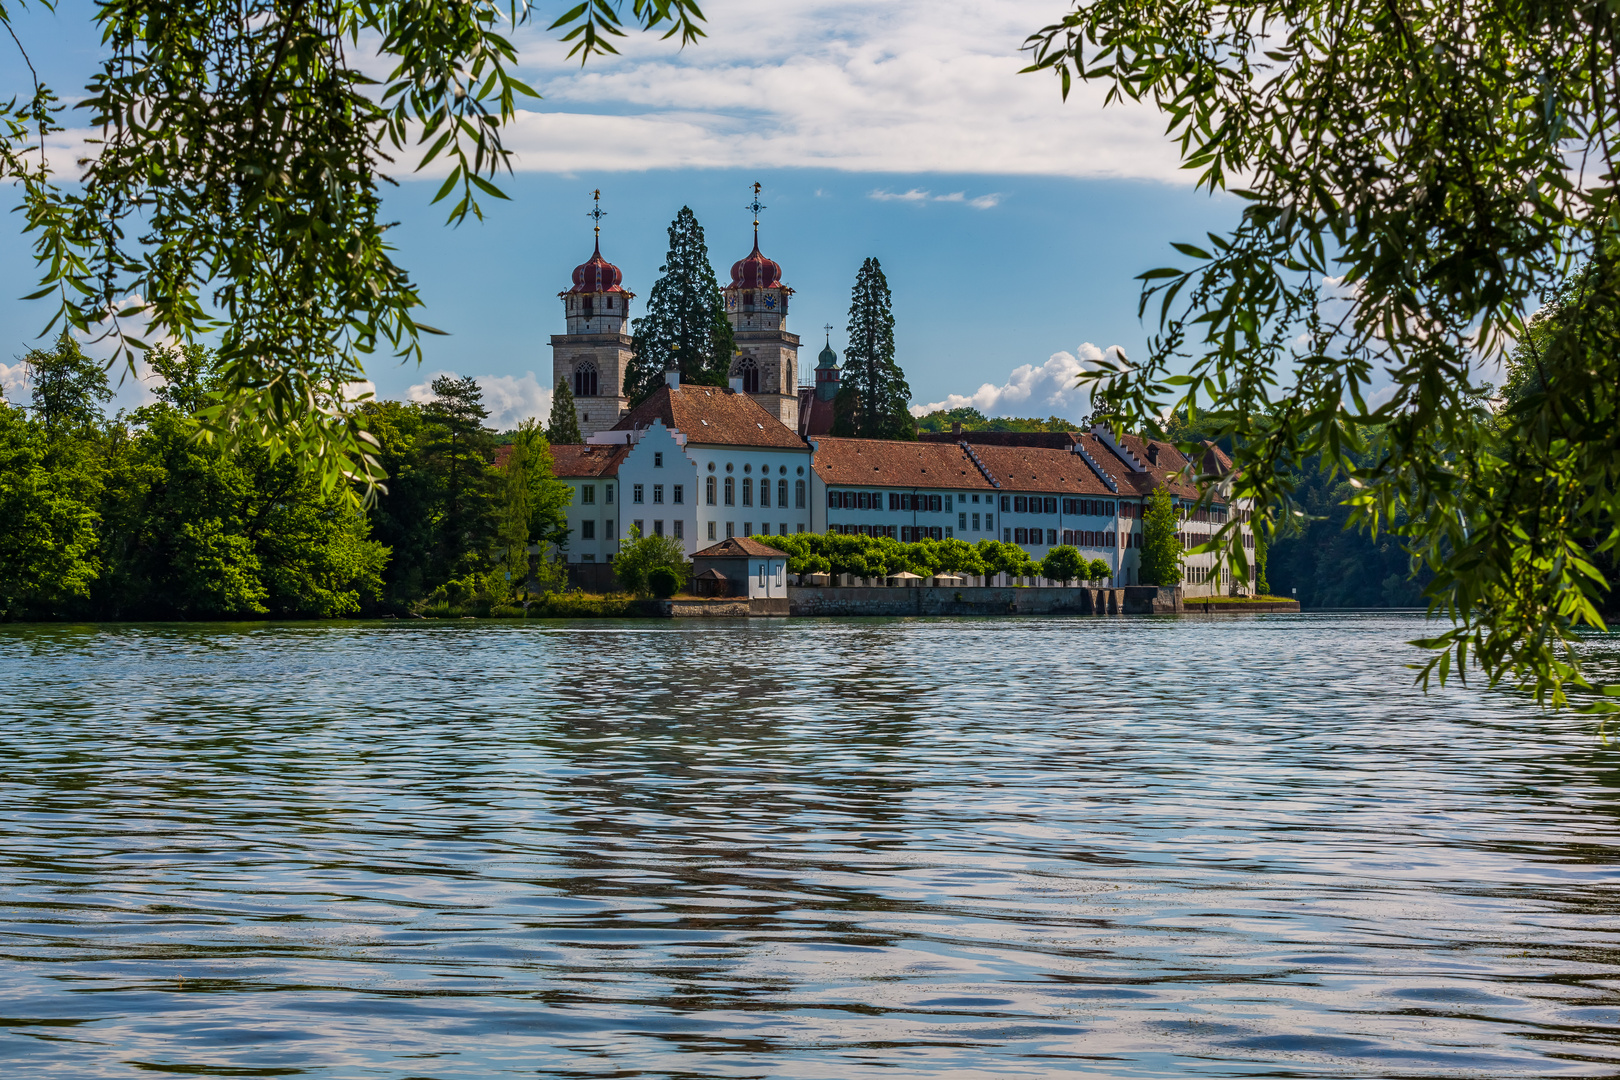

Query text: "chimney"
[951, 421, 962, 436]
[665, 368, 681, 390]
[729, 376, 743, 393]
[1147, 445, 1160, 465]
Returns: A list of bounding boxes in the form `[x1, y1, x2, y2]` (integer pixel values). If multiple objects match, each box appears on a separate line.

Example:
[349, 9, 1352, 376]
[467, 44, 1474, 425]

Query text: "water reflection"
[2, 613, 1619, 1077]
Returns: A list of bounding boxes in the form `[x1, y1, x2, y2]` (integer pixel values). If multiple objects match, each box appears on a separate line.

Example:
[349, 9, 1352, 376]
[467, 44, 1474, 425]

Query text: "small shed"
[691, 537, 790, 599]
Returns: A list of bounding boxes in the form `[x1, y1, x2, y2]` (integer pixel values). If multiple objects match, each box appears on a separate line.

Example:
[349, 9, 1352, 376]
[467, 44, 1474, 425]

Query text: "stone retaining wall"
[1183, 599, 1301, 614]
[788, 586, 1132, 618]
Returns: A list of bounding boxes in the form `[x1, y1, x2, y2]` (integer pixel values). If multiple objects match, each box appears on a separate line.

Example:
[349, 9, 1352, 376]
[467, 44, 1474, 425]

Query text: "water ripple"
[2, 613, 1619, 1077]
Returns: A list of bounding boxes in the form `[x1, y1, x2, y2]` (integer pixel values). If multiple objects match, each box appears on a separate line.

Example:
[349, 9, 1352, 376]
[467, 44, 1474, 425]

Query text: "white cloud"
[407, 370, 553, 430]
[913, 343, 1121, 419]
[870, 188, 1002, 208]
[481, 0, 1184, 180]
[1, 361, 28, 405]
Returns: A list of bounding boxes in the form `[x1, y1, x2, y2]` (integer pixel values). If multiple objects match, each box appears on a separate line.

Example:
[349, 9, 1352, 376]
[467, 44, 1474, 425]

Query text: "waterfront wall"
[787, 586, 1138, 618]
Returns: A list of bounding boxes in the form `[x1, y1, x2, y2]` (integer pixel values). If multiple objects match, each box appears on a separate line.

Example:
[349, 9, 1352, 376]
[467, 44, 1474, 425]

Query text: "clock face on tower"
[763, 294, 777, 309]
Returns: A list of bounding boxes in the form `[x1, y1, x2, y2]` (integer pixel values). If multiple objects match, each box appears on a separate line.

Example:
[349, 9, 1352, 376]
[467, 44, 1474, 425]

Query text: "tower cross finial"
[746, 181, 766, 247]
[823, 322, 833, 344]
[587, 189, 606, 246]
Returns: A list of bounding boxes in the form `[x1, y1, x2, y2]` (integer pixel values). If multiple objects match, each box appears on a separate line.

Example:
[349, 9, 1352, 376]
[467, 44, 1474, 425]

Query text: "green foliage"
[1040, 545, 1085, 583]
[0, 403, 103, 618]
[25, 332, 112, 436]
[1022, 0, 1620, 706]
[147, 343, 223, 415]
[1087, 557, 1111, 582]
[833, 258, 916, 440]
[547, 379, 583, 444]
[1139, 487, 1182, 587]
[422, 376, 497, 581]
[915, 407, 1082, 434]
[975, 539, 1039, 579]
[626, 207, 735, 404]
[0, 0, 708, 499]
[647, 565, 680, 599]
[614, 525, 688, 596]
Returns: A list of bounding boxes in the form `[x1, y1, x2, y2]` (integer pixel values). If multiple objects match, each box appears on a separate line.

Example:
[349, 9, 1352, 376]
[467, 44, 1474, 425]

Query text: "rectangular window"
[654, 452, 663, 467]
[930, 494, 942, 513]
[959, 512, 967, 530]
[708, 521, 717, 540]
[581, 520, 596, 540]
[707, 477, 717, 505]
[856, 491, 868, 510]
[779, 522, 787, 536]
[744, 521, 753, 535]
[797, 523, 805, 533]
[607, 520, 616, 540]
[605, 484, 613, 504]
[1048, 529, 1057, 545]
[582, 485, 596, 505]
[1004, 527, 1011, 541]
[1000, 495, 1010, 512]
[1045, 497, 1058, 514]
[795, 480, 806, 509]
[726, 522, 735, 538]
[654, 520, 664, 537]
[945, 495, 952, 511]
[673, 485, 684, 504]
[1015, 527, 1027, 544]
[674, 520, 684, 540]
[889, 493, 900, 511]
[742, 478, 753, 507]
[1062, 498, 1075, 515]
[634, 519, 644, 535]
[985, 514, 992, 531]
[653, 484, 664, 504]
[973, 513, 981, 531]
[945, 525, 953, 538]
[1014, 495, 1027, 513]
[633, 484, 644, 504]
[759, 478, 771, 507]
[581, 553, 595, 563]
[828, 489, 838, 508]
[725, 478, 735, 506]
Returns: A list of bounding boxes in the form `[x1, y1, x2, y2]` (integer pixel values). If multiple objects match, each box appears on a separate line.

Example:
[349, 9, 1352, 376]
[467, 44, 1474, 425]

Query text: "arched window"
[778, 479, 788, 508]
[574, 362, 598, 398]
[706, 476, 717, 505]
[583, 295, 594, 318]
[724, 477, 735, 506]
[795, 480, 805, 509]
[733, 356, 760, 394]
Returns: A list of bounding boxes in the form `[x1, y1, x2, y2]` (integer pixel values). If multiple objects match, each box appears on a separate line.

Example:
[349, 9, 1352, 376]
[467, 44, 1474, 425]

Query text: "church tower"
[550, 192, 635, 439]
[723, 183, 801, 430]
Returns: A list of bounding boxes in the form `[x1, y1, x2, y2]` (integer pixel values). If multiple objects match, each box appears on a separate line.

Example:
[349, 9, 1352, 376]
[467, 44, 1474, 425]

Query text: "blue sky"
[0, 0, 1243, 426]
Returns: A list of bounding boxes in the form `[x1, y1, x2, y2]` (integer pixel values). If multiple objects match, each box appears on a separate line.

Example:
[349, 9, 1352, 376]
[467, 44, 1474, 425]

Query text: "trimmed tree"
[1087, 558, 1111, 583]
[626, 207, 735, 405]
[1040, 545, 1085, 584]
[546, 380, 582, 444]
[833, 257, 916, 440]
[1139, 486, 1184, 587]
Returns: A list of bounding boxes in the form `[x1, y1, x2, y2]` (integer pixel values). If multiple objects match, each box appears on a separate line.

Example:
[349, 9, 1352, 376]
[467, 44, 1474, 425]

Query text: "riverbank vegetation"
[753, 532, 1110, 585]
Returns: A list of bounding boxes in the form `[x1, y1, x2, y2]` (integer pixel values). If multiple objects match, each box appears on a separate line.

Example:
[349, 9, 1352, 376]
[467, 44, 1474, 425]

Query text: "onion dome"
[568, 239, 626, 294]
[817, 340, 838, 369]
[730, 240, 783, 289]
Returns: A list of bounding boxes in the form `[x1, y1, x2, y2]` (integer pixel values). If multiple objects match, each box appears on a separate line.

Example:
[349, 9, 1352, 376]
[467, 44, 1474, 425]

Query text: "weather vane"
[587, 188, 606, 240]
[746, 181, 766, 245]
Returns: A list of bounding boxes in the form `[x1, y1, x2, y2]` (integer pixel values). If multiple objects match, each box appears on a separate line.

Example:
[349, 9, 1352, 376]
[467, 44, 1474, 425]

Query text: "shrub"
[614, 525, 688, 596]
[647, 565, 680, 598]
[1087, 558, 1111, 582]
[1040, 545, 1085, 583]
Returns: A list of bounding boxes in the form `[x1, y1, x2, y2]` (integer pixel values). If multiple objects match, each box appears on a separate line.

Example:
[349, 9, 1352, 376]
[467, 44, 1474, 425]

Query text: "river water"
[2, 613, 1619, 1078]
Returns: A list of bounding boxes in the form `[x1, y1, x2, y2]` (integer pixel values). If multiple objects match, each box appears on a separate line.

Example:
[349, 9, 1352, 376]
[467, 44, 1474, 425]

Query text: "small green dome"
[817, 341, 839, 369]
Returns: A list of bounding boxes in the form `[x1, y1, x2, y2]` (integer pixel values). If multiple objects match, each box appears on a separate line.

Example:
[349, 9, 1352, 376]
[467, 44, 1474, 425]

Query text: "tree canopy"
[1025, 0, 1620, 707]
[626, 207, 735, 404]
[1138, 487, 1182, 587]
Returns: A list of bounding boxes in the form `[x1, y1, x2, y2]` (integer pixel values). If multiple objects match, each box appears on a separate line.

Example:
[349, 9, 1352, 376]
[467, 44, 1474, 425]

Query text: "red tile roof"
[809, 437, 995, 489]
[797, 387, 837, 437]
[971, 444, 1117, 496]
[549, 443, 631, 478]
[612, 385, 805, 449]
[693, 537, 783, 559]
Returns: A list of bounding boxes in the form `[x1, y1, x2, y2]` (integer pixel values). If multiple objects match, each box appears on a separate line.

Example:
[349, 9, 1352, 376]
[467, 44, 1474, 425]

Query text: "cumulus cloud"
[912, 343, 1124, 420]
[477, 0, 1183, 181]
[1, 361, 28, 405]
[407, 370, 553, 430]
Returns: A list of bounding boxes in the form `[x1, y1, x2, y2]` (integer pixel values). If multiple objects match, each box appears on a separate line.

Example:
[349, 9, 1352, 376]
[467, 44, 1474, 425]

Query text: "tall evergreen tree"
[833, 258, 915, 440]
[546, 380, 582, 444]
[423, 375, 496, 580]
[1138, 486, 1184, 587]
[626, 207, 735, 404]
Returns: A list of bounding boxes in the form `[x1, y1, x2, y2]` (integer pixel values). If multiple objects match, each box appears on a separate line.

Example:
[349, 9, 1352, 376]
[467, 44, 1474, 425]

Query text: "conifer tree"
[546, 380, 582, 444]
[833, 257, 915, 440]
[626, 207, 735, 404]
[1139, 486, 1184, 587]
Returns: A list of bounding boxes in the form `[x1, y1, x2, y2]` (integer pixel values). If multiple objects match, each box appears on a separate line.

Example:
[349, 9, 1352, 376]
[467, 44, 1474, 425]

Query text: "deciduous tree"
[1139, 487, 1182, 587]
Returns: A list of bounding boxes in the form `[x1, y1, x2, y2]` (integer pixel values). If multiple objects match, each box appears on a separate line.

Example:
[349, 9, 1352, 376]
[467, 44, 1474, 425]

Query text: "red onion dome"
[730, 240, 783, 289]
[568, 240, 626, 293]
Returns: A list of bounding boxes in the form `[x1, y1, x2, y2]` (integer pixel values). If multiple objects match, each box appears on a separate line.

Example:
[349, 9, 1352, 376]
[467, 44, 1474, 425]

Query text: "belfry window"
[583, 296, 594, 317]
[574, 362, 598, 398]
[735, 356, 760, 394]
